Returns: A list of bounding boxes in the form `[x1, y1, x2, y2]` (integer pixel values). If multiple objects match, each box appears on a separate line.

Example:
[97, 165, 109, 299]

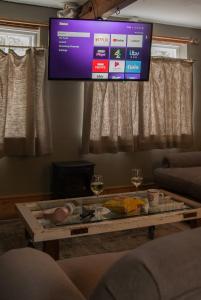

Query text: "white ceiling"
[2, 0, 201, 29]
[119, 0, 201, 29]
[2, 0, 88, 9]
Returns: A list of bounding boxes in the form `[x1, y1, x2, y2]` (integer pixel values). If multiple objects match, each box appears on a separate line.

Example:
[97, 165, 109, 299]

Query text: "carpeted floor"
[0, 219, 190, 259]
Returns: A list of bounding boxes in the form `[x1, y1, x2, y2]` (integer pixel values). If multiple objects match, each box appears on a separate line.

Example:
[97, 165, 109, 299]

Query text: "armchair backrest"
[0, 247, 85, 300]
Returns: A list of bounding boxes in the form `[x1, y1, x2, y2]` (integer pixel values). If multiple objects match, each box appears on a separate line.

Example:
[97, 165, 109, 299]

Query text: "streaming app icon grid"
[92, 33, 143, 80]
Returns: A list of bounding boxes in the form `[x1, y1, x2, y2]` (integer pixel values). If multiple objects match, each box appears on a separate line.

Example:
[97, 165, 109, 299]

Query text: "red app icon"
[92, 60, 109, 73]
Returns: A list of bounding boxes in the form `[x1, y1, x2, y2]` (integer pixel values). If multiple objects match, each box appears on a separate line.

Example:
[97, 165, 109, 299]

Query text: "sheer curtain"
[0, 48, 52, 157]
[82, 58, 193, 153]
[141, 58, 193, 149]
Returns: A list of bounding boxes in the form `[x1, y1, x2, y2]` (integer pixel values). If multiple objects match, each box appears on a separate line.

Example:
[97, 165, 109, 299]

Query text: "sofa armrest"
[91, 228, 201, 300]
[90, 258, 159, 300]
[0, 248, 85, 300]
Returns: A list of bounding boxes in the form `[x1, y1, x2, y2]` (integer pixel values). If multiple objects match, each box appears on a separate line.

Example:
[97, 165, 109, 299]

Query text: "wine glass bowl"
[131, 168, 143, 191]
[90, 175, 104, 197]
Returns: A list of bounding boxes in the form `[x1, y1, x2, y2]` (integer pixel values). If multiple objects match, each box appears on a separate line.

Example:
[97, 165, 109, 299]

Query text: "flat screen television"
[48, 18, 153, 81]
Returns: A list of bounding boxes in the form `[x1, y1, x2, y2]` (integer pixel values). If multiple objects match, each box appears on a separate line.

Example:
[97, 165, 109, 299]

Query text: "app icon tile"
[127, 35, 143, 48]
[110, 48, 126, 60]
[92, 60, 109, 73]
[125, 74, 141, 80]
[94, 34, 110, 46]
[109, 60, 125, 73]
[94, 47, 109, 59]
[92, 73, 109, 79]
[108, 73, 124, 80]
[125, 61, 141, 73]
[126, 48, 142, 60]
[111, 34, 127, 47]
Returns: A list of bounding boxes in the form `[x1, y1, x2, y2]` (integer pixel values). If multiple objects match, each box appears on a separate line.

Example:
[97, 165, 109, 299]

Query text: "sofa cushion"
[90, 227, 201, 300]
[0, 247, 85, 300]
[58, 250, 129, 299]
[154, 166, 201, 201]
[163, 151, 201, 168]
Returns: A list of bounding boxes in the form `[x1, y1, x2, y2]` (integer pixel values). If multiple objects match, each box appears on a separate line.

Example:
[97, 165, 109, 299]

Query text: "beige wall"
[0, 2, 201, 195]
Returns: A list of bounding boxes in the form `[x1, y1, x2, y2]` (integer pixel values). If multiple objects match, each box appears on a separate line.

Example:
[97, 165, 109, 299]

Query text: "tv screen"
[48, 18, 153, 81]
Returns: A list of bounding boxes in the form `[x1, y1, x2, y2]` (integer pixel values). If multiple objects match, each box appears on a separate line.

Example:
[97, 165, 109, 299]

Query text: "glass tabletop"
[34, 190, 192, 229]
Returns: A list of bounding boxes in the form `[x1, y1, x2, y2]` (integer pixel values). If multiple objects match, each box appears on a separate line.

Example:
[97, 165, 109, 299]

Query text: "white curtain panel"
[82, 58, 193, 153]
[0, 51, 8, 156]
[141, 58, 193, 149]
[0, 48, 52, 156]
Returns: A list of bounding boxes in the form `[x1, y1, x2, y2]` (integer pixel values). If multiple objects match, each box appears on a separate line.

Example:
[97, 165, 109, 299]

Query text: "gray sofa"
[154, 151, 201, 202]
[1, 227, 201, 299]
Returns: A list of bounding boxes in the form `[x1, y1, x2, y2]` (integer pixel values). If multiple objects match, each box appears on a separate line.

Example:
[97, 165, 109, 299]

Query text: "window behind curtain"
[0, 25, 52, 156]
[0, 26, 40, 140]
[0, 26, 39, 55]
[82, 58, 193, 153]
[151, 42, 187, 59]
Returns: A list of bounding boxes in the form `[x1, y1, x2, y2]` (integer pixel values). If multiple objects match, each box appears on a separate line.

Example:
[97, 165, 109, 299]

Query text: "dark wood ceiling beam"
[79, 0, 138, 19]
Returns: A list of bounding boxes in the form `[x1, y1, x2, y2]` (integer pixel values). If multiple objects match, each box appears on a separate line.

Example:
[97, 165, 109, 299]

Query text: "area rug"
[0, 219, 190, 259]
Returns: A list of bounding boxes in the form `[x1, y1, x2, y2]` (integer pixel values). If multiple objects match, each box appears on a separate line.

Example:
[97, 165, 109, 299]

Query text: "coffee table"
[16, 189, 201, 259]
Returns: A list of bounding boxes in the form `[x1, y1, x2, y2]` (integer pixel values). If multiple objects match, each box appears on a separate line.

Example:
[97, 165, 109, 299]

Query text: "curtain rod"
[152, 56, 195, 63]
[153, 35, 199, 45]
[0, 45, 45, 49]
[0, 18, 48, 29]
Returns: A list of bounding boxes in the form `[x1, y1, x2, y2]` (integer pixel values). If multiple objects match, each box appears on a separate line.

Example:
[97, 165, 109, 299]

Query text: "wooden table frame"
[16, 190, 201, 259]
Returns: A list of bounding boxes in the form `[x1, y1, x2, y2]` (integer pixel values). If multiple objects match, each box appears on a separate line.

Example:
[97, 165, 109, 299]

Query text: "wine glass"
[90, 175, 104, 220]
[90, 175, 104, 199]
[131, 168, 143, 192]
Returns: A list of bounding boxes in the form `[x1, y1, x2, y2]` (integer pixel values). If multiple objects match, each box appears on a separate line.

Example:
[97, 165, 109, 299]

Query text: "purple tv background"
[48, 18, 153, 81]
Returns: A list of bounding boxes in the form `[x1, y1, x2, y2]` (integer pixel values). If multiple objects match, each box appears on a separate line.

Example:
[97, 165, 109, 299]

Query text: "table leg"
[188, 219, 201, 228]
[43, 240, 60, 260]
[25, 229, 35, 248]
[148, 226, 155, 240]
